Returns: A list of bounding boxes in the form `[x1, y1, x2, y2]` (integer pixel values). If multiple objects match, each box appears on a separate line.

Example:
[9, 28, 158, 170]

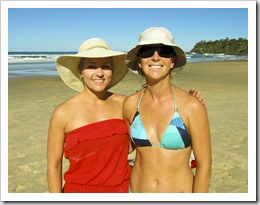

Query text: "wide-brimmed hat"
[126, 27, 186, 74]
[56, 38, 129, 92]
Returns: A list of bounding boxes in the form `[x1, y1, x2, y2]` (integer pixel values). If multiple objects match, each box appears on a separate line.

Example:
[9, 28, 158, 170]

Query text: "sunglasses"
[138, 46, 175, 58]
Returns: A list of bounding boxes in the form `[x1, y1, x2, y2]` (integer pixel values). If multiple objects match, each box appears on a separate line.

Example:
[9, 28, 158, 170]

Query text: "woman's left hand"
[189, 88, 206, 105]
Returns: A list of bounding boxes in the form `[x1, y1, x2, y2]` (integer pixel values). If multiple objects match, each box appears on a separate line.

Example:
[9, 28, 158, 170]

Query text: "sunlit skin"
[123, 51, 211, 193]
[80, 58, 113, 95]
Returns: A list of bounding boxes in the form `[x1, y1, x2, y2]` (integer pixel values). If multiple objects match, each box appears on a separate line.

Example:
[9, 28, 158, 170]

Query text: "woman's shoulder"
[111, 93, 127, 101]
[122, 90, 143, 122]
[124, 89, 143, 104]
[123, 90, 144, 115]
[52, 94, 80, 117]
[175, 86, 205, 111]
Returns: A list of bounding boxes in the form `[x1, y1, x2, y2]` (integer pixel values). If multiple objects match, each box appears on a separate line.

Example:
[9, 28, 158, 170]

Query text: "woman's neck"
[80, 88, 112, 103]
[145, 80, 173, 102]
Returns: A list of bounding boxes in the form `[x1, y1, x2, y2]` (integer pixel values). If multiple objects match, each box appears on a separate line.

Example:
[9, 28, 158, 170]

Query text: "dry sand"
[7, 61, 248, 193]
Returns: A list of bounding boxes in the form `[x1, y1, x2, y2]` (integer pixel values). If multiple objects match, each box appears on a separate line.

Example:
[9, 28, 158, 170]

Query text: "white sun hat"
[56, 38, 129, 92]
[126, 27, 186, 74]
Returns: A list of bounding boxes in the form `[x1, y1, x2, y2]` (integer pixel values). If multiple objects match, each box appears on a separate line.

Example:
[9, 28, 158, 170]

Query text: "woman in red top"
[47, 38, 131, 192]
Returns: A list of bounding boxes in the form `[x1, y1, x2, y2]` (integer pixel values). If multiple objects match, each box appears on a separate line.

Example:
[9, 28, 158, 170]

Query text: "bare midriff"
[130, 146, 194, 193]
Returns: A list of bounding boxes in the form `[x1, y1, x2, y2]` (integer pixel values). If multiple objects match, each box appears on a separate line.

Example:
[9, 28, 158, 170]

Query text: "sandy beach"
[7, 61, 248, 194]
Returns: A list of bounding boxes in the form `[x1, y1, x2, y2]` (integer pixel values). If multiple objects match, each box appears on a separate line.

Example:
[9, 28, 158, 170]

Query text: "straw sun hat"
[56, 38, 129, 92]
[126, 27, 186, 74]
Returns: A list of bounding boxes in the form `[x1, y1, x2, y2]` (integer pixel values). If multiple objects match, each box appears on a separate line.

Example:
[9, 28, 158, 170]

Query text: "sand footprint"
[19, 162, 39, 172]
[17, 152, 26, 158]
[14, 184, 25, 192]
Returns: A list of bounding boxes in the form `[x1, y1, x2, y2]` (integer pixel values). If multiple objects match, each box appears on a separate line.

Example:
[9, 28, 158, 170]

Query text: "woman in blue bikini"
[123, 27, 212, 193]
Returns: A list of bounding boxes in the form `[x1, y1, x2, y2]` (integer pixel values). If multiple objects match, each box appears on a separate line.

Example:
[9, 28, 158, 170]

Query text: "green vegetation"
[190, 38, 248, 55]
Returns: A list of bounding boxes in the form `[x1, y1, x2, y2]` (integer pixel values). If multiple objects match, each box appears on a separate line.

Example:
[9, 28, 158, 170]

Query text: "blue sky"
[7, 2, 249, 52]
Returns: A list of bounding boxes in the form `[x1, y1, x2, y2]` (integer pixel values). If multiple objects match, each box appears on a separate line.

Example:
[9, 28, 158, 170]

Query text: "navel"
[152, 178, 160, 189]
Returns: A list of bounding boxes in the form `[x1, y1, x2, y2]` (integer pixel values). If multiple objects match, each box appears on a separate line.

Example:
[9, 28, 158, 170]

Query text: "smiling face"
[137, 47, 174, 81]
[80, 57, 113, 92]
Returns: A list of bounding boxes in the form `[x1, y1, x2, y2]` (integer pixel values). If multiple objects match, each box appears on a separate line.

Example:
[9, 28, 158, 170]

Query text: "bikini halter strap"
[137, 85, 178, 112]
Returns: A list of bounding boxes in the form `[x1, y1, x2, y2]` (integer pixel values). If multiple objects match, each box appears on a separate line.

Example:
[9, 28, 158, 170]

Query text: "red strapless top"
[63, 119, 131, 193]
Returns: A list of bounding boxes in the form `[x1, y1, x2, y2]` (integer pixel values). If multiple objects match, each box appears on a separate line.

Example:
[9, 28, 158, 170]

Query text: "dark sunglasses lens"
[140, 48, 156, 58]
[140, 47, 173, 58]
[159, 49, 173, 57]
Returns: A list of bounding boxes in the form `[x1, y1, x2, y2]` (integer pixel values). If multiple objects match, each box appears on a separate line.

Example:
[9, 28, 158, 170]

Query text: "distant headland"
[190, 38, 248, 55]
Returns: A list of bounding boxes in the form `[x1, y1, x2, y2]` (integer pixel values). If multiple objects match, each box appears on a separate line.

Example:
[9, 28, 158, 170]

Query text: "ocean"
[8, 52, 248, 78]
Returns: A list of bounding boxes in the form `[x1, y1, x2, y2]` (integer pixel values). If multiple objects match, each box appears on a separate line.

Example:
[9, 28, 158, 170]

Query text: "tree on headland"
[190, 38, 248, 55]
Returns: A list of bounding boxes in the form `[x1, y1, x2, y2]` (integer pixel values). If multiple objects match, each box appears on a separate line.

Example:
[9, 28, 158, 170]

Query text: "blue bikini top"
[130, 87, 191, 150]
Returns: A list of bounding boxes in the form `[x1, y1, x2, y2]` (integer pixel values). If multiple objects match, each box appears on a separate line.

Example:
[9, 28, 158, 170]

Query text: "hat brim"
[126, 43, 186, 73]
[56, 48, 129, 92]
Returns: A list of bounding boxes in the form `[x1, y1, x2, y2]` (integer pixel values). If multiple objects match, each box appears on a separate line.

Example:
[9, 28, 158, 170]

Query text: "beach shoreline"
[6, 61, 249, 194]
